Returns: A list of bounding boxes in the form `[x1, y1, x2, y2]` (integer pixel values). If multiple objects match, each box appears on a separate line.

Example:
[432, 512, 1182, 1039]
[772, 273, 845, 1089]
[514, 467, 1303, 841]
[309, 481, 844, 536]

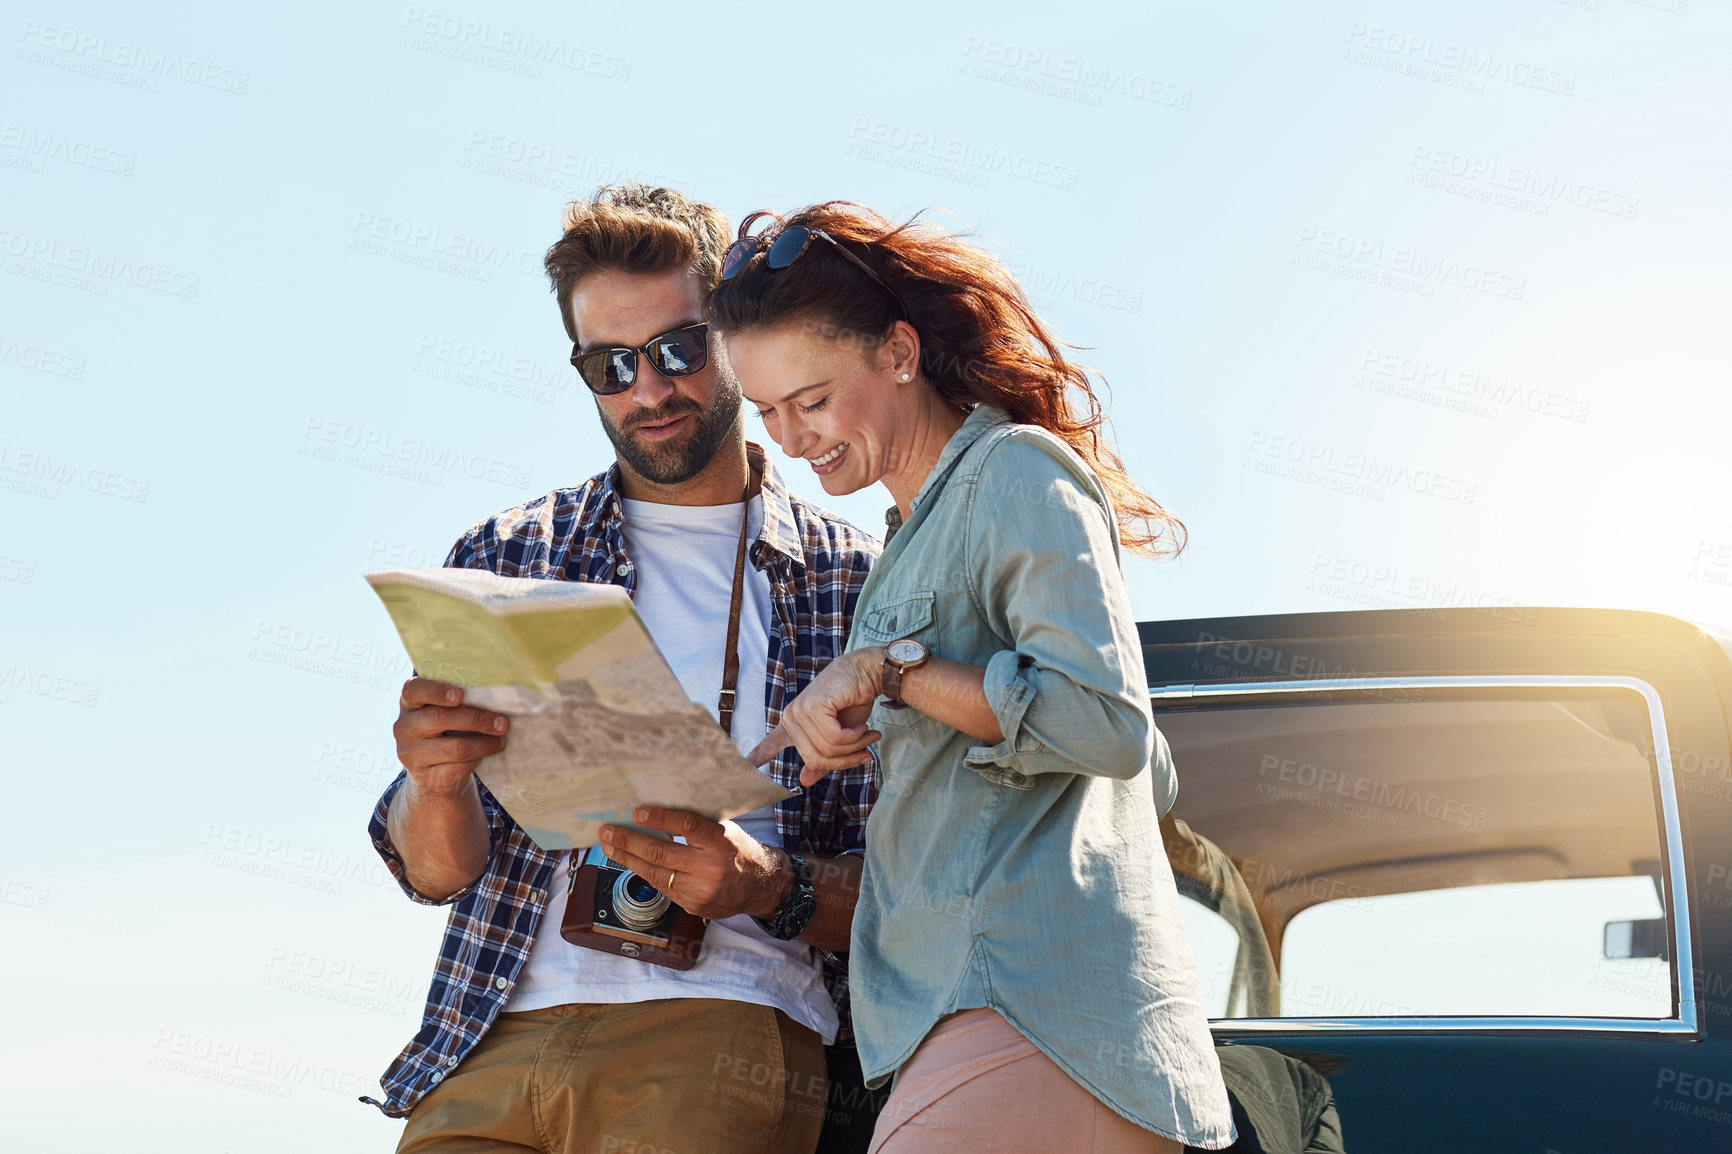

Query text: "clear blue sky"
[2, 0, 1727, 1147]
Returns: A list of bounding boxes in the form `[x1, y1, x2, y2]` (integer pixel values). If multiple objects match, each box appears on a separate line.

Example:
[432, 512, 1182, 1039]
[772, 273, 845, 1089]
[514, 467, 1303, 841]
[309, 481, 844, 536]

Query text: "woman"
[713, 204, 1234, 1153]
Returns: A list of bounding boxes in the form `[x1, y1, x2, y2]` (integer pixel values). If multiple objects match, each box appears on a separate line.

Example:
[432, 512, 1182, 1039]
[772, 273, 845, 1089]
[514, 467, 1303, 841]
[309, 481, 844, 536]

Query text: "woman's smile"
[808, 442, 849, 475]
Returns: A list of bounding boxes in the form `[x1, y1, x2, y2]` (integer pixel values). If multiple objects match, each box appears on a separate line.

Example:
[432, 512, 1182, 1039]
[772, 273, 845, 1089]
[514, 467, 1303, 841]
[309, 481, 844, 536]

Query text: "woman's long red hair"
[708, 202, 1184, 559]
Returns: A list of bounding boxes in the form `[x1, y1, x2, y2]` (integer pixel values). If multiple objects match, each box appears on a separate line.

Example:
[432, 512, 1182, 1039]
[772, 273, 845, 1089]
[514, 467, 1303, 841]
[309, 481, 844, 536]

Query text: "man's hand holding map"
[365, 568, 790, 851]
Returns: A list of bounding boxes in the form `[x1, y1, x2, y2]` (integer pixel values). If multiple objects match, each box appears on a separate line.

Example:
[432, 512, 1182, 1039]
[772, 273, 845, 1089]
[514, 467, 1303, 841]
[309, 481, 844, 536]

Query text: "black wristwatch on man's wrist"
[752, 851, 818, 941]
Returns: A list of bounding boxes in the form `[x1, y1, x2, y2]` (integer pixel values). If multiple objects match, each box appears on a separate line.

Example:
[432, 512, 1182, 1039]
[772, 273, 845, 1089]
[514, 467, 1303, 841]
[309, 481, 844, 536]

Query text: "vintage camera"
[560, 844, 707, 970]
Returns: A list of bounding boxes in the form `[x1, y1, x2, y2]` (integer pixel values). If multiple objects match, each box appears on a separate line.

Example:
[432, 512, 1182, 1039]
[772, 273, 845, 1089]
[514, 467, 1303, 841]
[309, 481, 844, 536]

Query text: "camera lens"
[612, 871, 671, 931]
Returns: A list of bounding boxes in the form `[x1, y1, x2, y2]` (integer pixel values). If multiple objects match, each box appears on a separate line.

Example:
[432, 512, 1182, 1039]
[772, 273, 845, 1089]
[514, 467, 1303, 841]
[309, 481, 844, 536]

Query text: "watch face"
[887, 638, 926, 664]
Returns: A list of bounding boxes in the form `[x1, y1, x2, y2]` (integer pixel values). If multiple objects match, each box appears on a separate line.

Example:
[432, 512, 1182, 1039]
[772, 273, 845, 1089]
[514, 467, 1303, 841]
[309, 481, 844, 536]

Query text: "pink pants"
[868, 1009, 1185, 1154]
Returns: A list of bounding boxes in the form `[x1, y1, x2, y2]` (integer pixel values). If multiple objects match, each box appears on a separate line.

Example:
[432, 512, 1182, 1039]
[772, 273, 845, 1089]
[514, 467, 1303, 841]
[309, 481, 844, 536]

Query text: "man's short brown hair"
[543, 183, 731, 342]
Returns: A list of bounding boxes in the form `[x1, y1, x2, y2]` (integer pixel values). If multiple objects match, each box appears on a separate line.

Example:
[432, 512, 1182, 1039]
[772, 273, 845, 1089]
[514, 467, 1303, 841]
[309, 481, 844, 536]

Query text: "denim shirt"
[846, 404, 1235, 1146]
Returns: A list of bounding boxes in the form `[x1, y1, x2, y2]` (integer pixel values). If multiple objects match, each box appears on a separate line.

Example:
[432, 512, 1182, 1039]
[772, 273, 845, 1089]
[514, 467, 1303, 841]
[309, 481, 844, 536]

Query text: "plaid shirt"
[361, 446, 880, 1119]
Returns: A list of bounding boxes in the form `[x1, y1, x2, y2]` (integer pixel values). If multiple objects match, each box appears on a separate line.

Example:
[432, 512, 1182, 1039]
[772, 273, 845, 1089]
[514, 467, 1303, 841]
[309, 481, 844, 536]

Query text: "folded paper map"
[364, 568, 791, 851]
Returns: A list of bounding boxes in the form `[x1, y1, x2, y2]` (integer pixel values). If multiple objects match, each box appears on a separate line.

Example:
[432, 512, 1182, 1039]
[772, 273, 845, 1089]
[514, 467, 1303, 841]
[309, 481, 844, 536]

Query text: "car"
[819, 605, 1732, 1153]
[1145, 606, 1732, 1154]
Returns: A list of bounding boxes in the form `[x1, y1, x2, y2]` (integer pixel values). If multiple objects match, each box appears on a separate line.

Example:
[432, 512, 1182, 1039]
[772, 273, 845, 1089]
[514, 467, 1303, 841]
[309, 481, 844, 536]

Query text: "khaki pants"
[398, 998, 827, 1154]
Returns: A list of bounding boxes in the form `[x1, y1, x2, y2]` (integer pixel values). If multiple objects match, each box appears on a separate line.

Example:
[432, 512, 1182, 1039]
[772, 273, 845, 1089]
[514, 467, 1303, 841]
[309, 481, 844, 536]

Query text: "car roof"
[1139, 605, 1725, 652]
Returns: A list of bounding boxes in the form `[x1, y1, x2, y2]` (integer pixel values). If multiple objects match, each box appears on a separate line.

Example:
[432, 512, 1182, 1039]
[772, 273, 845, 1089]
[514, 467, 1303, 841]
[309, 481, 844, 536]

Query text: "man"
[361, 184, 881, 1154]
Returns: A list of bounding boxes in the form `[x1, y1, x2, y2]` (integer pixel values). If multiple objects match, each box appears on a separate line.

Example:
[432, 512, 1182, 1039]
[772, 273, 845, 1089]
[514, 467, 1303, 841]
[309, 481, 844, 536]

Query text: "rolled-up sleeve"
[367, 770, 509, 906]
[959, 433, 1155, 784]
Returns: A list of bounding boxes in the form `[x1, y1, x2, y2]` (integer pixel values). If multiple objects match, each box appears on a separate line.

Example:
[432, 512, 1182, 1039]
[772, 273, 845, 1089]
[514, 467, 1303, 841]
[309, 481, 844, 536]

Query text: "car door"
[1142, 607, 1732, 1154]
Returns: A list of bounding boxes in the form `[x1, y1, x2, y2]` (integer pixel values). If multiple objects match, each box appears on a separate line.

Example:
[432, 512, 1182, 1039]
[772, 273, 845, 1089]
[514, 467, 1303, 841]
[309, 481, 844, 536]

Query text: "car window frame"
[1150, 673, 1697, 1038]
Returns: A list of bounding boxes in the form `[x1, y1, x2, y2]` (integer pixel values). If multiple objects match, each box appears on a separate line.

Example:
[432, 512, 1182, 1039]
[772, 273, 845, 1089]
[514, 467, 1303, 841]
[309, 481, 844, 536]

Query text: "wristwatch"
[752, 851, 817, 941]
[880, 638, 930, 709]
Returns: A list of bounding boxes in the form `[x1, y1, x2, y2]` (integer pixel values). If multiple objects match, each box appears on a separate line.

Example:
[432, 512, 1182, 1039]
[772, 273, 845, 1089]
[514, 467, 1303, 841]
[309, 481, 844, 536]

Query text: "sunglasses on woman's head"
[721, 226, 906, 317]
[570, 322, 710, 396]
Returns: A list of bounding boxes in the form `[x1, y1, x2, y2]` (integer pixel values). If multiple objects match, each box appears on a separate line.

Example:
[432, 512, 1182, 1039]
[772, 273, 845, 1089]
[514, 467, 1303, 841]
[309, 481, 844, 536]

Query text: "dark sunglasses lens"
[721, 239, 759, 280]
[605, 350, 639, 392]
[765, 227, 812, 270]
[649, 328, 708, 378]
[576, 349, 636, 394]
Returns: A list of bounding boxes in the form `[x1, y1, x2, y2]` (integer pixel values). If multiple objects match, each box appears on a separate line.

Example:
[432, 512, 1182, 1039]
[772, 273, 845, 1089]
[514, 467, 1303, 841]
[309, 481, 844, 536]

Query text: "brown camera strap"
[567, 471, 757, 888]
[716, 471, 758, 738]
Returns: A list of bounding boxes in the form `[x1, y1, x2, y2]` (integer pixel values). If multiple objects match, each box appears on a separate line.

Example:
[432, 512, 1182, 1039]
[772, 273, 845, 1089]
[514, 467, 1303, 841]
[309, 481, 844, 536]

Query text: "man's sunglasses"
[720, 226, 905, 316]
[570, 322, 710, 396]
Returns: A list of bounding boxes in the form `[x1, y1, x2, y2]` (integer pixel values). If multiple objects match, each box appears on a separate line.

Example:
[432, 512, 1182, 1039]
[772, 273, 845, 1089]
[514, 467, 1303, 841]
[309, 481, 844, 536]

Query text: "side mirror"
[1604, 917, 1668, 960]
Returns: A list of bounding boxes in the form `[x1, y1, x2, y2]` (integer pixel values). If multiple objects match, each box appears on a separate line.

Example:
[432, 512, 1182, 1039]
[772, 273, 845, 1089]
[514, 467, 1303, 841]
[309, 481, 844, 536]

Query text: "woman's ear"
[883, 319, 922, 382]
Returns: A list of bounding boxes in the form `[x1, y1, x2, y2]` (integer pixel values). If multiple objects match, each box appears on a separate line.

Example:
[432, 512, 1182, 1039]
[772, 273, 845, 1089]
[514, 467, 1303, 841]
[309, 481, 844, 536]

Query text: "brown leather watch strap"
[881, 656, 907, 709]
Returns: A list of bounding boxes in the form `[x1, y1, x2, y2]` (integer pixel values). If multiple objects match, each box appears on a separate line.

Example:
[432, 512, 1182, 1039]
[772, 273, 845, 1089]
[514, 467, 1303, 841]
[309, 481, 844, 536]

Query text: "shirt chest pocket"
[858, 590, 936, 644]
[857, 591, 937, 732]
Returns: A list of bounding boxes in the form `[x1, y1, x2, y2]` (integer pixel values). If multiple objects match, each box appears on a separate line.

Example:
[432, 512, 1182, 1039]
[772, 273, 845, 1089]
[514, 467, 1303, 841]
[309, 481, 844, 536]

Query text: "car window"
[1155, 686, 1679, 1022]
[1177, 893, 1242, 1018]
[1281, 876, 1668, 1017]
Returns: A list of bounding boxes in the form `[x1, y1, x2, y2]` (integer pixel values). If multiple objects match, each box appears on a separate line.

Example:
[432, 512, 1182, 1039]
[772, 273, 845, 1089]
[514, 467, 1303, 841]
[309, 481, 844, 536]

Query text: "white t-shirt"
[503, 495, 838, 1042]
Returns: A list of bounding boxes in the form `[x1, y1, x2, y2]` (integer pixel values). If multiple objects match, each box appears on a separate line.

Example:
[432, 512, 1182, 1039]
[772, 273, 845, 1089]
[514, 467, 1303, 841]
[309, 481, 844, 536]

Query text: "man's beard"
[597, 366, 743, 486]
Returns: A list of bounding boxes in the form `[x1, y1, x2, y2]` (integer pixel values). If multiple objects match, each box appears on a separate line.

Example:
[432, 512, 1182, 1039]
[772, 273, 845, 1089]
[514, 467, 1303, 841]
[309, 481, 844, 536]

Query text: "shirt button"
[495, 976, 509, 990]
[430, 1071, 443, 1084]
[446, 1056, 459, 1068]
[615, 562, 631, 576]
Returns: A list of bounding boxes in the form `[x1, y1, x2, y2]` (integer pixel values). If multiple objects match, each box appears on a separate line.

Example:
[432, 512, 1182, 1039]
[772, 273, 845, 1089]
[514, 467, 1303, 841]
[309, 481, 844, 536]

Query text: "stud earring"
[899, 372, 910, 382]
